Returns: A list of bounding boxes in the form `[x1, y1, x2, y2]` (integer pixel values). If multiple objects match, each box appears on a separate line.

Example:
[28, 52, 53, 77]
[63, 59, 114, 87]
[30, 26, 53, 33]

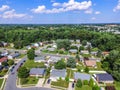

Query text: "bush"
[65, 77, 69, 82]
[58, 50, 64, 54]
[76, 79, 82, 88]
[83, 80, 89, 85]
[84, 67, 89, 73]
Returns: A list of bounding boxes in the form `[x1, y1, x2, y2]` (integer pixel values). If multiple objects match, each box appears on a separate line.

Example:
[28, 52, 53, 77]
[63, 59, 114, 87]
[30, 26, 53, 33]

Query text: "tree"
[76, 54, 80, 61]
[76, 79, 82, 88]
[84, 67, 89, 73]
[79, 46, 84, 51]
[97, 50, 102, 57]
[54, 60, 66, 69]
[83, 80, 88, 85]
[82, 40, 87, 46]
[92, 85, 100, 90]
[18, 67, 29, 78]
[8, 60, 14, 66]
[56, 39, 71, 50]
[65, 77, 69, 82]
[27, 48, 35, 60]
[67, 57, 76, 68]
[2, 62, 8, 66]
[89, 78, 94, 87]
[14, 41, 23, 49]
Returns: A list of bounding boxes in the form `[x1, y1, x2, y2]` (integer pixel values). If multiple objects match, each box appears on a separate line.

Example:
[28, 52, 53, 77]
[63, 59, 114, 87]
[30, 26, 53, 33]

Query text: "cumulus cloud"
[95, 11, 101, 14]
[31, 0, 92, 14]
[113, 0, 120, 12]
[1, 9, 27, 19]
[0, 5, 10, 12]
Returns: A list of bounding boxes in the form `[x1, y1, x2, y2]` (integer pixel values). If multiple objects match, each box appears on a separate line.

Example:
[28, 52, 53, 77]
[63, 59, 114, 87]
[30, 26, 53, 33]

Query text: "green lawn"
[115, 81, 120, 90]
[51, 80, 69, 88]
[66, 68, 71, 77]
[0, 69, 8, 76]
[20, 76, 39, 85]
[23, 60, 46, 69]
[75, 85, 92, 90]
[0, 79, 3, 88]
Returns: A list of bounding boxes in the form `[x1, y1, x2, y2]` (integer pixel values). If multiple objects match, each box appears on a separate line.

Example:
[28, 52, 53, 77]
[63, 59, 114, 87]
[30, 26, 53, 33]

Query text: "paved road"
[4, 56, 53, 90]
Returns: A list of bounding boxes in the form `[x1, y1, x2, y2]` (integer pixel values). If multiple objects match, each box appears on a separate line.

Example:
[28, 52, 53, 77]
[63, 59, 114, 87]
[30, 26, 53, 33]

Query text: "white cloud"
[31, 5, 46, 13]
[95, 11, 101, 14]
[0, 5, 10, 12]
[52, 3, 61, 7]
[84, 9, 93, 14]
[1, 9, 27, 19]
[31, 0, 92, 14]
[113, 0, 120, 12]
[91, 17, 96, 20]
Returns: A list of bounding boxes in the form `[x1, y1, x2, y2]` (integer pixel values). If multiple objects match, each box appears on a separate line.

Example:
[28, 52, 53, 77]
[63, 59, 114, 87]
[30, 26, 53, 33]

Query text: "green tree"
[67, 57, 76, 68]
[76, 79, 82, 88]
[18, 67, 29, 78]
[82, 40, 87, 46]
[2, 62, 8, 66]
[27, 48, 35, 60]
[8, 60, 14, 66]
[65, 77, 69, 82]
[83, 80, 89, 85]
[56, 39, 71, 50]
[54, 60, 66, 69]
[89, 78, 94, 87]
[76, 54, 80, 61]
[84, 67, 89, 73]
[79, 46, 84, 51]
[92, 85, 100, 90]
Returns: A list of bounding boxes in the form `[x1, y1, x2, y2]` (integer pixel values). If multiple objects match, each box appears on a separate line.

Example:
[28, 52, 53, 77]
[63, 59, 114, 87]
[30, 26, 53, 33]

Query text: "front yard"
[20, 76, 39, 85]
[75, 85, 92, 90]
[23, 60, 46, 69]
[115, 81, 120, 90]
[51, 80, 69, 88]
[0, 79, 3, 88]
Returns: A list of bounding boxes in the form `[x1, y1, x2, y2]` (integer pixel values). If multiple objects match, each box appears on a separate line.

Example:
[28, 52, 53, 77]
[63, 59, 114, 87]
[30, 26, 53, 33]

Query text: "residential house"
[91, 51, 98, 56]
[34, 56, 46, 63]
[26, 45, 32, 50]
[8, 52, 20, 59]
[74, 72, 91, 81]
[0, 51, 8, 56]
[71, 44, 82, 48]
[84, 60, 96, 67]
[50, 69, 66, 81]
[95, 73, 114, 84]
[48, 56, 61, 63]
[76, 39, 80, 44]
[29, 68, 46, 77]
[70, 40, 74, 43]
[102, 51, 109, 57]
[81, 50, 89, 54]
[0, 57, 8, 65]
[69, 49, 78, 54]
[47, 48, 55, 52]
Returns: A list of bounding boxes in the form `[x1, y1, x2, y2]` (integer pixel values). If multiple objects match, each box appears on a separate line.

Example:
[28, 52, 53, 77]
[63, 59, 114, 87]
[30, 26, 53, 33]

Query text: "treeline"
[0, 25, 120, 51]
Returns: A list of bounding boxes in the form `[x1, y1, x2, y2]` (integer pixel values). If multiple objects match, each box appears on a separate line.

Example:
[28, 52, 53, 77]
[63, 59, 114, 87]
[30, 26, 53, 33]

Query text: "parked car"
[47, 79, 51, 84]
[72, 83, 74, 88]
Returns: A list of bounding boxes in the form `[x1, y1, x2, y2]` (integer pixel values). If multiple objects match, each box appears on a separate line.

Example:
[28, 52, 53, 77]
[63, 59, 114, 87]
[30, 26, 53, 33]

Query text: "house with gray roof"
[29, 68, 45, 77]
[50, 69, 66, 81]
[69, 49, 78, 54]
[8, 52, 20, 59]
[48, 56, 61, 63]
[47, 48, 55, 52]
[95, 73, 114, 83]
[74, 72, 91, 81]
[34, 56, 46, 63]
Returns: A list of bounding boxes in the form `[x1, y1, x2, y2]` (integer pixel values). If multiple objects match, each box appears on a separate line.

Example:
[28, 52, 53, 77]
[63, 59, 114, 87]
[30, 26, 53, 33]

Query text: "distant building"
[47, 48, 55, 52]
[48, 56, 61, 63]
[50, 69, 66, 81]
[81, 50, 89, 54]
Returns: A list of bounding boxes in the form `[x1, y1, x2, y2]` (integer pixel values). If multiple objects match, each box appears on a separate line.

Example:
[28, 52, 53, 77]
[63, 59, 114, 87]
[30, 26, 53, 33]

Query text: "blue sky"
[0, 0, 120, 24]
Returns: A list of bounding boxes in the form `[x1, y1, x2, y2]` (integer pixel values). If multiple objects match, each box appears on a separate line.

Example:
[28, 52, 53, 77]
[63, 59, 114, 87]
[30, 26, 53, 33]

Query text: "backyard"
[75, 85, 92, 90]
